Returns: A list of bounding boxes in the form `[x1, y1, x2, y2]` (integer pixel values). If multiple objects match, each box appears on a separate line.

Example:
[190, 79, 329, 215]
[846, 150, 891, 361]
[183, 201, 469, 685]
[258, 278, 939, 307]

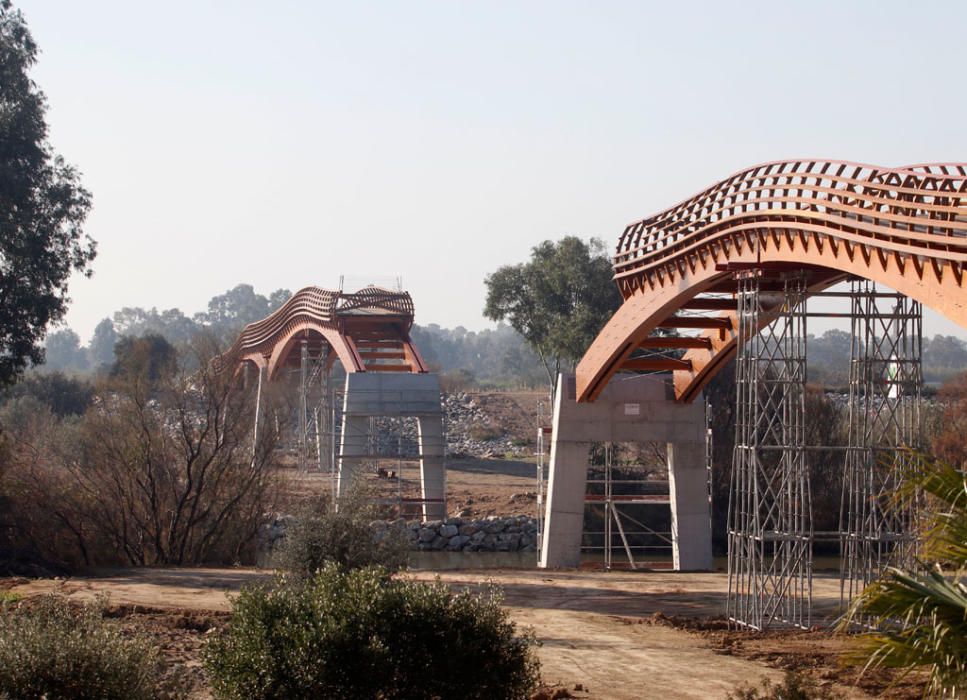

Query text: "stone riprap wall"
[259, 514, 538, 560]
[388, 515, 538, 552]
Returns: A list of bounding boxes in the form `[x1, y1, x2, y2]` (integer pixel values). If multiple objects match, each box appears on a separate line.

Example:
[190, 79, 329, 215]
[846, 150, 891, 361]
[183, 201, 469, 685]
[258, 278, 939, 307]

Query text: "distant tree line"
[40, 283, 292, 374]
[34, 284, 967, 391]
[805, 329, 967, 387]
[37, 283, 550, 390]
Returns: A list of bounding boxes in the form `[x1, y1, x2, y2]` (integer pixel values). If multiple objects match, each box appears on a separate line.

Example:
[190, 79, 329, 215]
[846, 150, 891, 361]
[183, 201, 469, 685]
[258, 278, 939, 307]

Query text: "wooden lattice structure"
[578, 160, 967, 403]
[216, 285, 428, 378]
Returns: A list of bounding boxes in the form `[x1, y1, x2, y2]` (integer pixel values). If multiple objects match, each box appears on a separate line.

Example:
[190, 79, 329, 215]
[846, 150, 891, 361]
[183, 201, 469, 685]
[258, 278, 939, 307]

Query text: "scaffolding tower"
[727, 271, 812, 630]
[297, 341, 335, 484]
[840, 279, 923, 607]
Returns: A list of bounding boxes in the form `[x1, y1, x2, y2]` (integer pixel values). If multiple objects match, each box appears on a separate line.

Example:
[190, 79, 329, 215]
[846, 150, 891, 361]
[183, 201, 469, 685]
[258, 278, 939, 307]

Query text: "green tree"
[111, 333, 177, 385]
[484, 236, 622, 395]
[112, 306, 199, 345]
[2, 370, 93, 416]
[87, 317, 118, 369]
[42, 327, 88, 372]
[0, 1, 95, 385]
[194, 283, 292, 340]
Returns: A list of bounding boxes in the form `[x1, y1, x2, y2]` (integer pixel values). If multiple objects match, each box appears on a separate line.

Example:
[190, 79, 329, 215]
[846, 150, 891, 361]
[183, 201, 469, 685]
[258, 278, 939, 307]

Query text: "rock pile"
[443, 392, 530, 458]
[370, 393, 531, 459]
[376, 515, 539, 552]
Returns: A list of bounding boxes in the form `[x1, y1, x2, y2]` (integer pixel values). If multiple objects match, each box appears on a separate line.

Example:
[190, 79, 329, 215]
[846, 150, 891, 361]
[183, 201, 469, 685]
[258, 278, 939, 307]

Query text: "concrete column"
[252, 365, 266, 455]
[540, 375, 591, 568]
[667, 441, 713, 570]
[539, 372, 710, 570]
[417, 415, 446, 520]
[336, 372, 446, 515]
[337, 414, 370, 500]
[539, 439, 590, 567]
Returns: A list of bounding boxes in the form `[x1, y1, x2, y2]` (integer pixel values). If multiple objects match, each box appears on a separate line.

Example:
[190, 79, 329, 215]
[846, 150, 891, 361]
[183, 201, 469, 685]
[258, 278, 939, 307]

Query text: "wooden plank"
[682, 298, 736, 311]
[355, 340, 403, 349]
[656, 316, 732, 330]
[358, 351, 407, 360]
[638, 337, 712, 350]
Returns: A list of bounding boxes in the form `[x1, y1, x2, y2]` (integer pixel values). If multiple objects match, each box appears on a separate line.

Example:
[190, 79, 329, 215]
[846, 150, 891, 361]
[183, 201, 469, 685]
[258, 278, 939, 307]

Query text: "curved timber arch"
[265, 322, 361, 381]
[577, 159, 967, 403]
[215, 285, 429, 380]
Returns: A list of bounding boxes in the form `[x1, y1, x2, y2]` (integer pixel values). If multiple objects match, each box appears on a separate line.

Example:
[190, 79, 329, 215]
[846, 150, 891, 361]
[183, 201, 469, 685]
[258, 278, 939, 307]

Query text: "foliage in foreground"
[0, 595, 176, 700]
[842, 454, 967, 697]
[727, 671, 844, 699]
[273, 489, 409, 577]
[203, 565, 541, 700]
[0, 337, 283, 571]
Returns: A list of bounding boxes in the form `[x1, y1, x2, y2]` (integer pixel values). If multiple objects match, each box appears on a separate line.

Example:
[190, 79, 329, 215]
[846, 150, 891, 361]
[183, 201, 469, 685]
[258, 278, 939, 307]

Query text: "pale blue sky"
[17, 0, 967, 341]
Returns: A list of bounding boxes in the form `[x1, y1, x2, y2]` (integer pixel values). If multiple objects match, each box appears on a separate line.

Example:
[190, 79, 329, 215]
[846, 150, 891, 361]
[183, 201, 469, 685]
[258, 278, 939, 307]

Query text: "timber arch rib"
[216, 285, 428, 378]
[577, 159, 967, 403]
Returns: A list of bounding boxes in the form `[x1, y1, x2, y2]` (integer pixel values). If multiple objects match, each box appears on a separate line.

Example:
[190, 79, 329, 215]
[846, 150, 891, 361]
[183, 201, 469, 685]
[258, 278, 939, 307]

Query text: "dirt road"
[4, 567, 899, 699]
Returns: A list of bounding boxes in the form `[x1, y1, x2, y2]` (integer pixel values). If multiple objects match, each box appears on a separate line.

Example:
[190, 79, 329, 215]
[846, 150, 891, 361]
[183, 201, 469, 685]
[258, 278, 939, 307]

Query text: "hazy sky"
[17, 1, 967, 341]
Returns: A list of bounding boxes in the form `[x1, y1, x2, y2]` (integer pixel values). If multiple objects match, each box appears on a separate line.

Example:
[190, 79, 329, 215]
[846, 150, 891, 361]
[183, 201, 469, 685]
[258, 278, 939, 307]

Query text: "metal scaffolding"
[840, 280, 923, 607]
[727, 272, 812, 630]
[582, 443, 674, 570]
[297, 341, 335, 478]
[536, 401, 549, 562]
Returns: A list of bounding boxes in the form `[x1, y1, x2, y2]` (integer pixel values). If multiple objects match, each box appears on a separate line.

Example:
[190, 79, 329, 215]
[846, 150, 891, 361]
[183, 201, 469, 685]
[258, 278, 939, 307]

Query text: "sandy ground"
[280, 455, 542, 519]
[2, 567, 921, 699]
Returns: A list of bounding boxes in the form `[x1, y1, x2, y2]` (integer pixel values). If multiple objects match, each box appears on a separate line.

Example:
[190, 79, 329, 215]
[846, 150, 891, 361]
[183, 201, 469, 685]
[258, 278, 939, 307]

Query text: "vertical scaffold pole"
[252, 364, 264, 461]
[536, 401, 546, 563]
[299, 340, 309, 473]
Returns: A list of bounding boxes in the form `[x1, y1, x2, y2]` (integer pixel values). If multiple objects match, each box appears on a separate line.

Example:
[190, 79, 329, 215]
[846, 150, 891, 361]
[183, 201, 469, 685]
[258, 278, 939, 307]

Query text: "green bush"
[204, 565, 541, 700]
[727, 671, 843, 700]
[273, 491, 409, 577]
[0, 595, 177, 700]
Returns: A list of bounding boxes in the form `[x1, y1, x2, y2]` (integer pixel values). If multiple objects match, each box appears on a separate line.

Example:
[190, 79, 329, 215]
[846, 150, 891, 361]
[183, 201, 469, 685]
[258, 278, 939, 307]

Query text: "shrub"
[468, 423, 503, 442]
[273, 490, 409, 577]
[0, 595, 178, 699]
[0, 337, 284, 571]
[204, 565, 541, 700]
[727, 671, 844, 700]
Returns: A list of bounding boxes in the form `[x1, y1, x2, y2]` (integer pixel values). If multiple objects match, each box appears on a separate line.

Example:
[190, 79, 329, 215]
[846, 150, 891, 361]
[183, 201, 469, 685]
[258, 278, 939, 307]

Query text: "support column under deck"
[540, 374, 709, 569]
[337, 414, 371, 499]
[417, 415, 446, 520]
[337, 372, 445, 516]
[668, 442, 713, 571]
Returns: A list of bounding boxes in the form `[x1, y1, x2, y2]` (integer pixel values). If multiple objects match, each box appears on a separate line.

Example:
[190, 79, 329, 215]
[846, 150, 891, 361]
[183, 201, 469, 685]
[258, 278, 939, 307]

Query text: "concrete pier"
[337, 372, 446, 520]
[539, 373, 711, 570]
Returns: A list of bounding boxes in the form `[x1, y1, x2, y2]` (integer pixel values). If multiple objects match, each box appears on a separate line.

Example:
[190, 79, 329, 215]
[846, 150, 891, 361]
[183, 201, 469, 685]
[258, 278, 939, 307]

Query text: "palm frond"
[899, 451, 967, 568]
[845, 453, 967, 697]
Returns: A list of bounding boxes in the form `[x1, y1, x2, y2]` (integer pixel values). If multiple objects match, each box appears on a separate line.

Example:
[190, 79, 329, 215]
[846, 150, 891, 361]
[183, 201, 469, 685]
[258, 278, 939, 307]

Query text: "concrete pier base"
[539, 373, 711, 570]
[337, 372, 446, 519]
